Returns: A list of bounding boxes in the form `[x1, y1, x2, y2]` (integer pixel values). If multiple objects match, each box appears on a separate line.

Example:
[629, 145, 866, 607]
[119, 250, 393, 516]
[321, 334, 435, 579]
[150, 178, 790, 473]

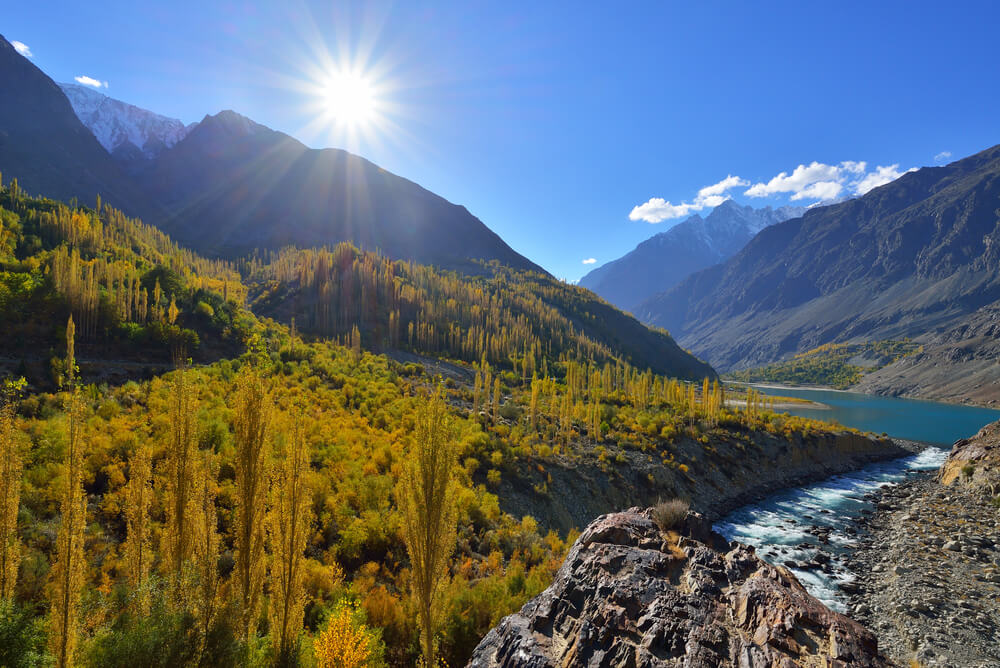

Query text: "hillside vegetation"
[0, 181, 861, 667]
[726, 341, 920, 389]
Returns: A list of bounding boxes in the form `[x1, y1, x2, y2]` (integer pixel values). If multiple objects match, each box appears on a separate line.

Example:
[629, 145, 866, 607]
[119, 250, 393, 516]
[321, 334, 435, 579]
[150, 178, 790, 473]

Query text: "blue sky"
[6, 1, 1000, 280]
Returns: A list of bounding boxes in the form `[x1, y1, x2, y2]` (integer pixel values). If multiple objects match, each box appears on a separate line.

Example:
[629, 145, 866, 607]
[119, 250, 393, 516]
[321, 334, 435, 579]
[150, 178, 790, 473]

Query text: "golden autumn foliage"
[398, 391, 460, 666]
[0, 183, 858, 666]
[0, 377, 25, 600]
[269, 422, 312, 661]
[232, 364, 272, 641]
[313, 600, 384, 668]
[49, 317, 87, 668]
[162, 363, 196, 601]
[122, 445, 152, 614]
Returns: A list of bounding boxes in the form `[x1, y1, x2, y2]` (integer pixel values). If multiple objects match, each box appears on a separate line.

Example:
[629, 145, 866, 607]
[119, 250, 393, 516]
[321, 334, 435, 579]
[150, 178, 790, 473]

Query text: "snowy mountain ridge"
[579, 200, 806, 312]
[58, 83, 193, 160]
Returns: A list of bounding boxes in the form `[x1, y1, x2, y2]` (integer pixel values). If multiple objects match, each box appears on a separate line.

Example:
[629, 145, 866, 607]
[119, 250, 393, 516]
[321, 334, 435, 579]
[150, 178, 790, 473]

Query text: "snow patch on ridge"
[59, 83, 193, 158]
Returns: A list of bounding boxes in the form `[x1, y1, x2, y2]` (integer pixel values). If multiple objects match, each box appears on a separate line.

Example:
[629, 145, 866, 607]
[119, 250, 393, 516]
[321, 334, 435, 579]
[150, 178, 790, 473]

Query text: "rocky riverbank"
[847, 423, 1000, 667]
[468, 508, 891, 667]
[498, 428, 909, 534]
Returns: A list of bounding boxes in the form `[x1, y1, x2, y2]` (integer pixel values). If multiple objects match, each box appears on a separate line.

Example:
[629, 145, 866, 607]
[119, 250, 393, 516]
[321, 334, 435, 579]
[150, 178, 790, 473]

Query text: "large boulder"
[468, 508, 889, 667]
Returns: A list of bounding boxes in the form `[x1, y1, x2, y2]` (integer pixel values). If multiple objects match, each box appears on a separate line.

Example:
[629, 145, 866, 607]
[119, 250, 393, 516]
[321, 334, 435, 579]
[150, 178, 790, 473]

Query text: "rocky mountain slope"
[849, 420, 1000, 666]
[468, 508, 890, 667]
[637, 144, 1000, 373]
[0, 35, 150, 216]
[580, 201, 805, 312]
[59, 82, 192, 165]
[852, 302, 1000, 406]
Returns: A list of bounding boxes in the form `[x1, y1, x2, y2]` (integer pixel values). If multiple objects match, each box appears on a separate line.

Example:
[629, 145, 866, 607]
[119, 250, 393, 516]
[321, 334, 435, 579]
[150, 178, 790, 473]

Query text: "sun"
[322, 70, 376, 127]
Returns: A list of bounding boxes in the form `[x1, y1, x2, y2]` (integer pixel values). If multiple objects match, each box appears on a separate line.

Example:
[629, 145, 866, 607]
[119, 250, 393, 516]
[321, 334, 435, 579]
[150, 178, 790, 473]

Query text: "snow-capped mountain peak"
[58, 83, 192, 160]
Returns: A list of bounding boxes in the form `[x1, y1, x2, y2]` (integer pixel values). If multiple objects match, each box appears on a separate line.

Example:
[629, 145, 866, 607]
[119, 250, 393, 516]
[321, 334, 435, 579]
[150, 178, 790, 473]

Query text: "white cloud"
[632, 159, 917, 224]
[853, 164, 917, 195]
[934, 150, 952, 163]
[745, 160, 915, 202]
[630, 174, 748, 223]
[582, 257, 596, 265]
[696, 174, 749, 200]
[11, 41, 32, 58]
[74, 75, 108, 89]
[744, 162, 845, 198]
[792, 181, 843, 201]
[629, 198, 697, 223]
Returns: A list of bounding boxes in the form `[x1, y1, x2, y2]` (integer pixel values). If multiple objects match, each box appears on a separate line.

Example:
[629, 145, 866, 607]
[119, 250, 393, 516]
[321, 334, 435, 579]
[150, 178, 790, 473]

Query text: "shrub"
[651, 498, 689, 532]
[0, 600, 47, 668]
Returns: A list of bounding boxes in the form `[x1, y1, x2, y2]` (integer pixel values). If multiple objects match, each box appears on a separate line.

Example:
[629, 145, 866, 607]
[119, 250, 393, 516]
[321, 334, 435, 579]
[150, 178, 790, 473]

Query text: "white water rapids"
[713, 447, 948, 612]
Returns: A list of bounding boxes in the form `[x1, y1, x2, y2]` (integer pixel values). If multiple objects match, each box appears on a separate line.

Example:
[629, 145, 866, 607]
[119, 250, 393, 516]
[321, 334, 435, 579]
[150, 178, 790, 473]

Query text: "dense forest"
[0, 180, 849, 667]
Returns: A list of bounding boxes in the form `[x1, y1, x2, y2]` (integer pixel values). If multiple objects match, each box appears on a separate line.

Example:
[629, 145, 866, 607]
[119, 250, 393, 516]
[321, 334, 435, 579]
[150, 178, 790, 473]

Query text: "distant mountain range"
[579, 201, 806, 312]
[59, 82, 193, 166]
[637, 143, 1000, 403]
[0, 37, 150, 215]
[0, 35, 540, 273]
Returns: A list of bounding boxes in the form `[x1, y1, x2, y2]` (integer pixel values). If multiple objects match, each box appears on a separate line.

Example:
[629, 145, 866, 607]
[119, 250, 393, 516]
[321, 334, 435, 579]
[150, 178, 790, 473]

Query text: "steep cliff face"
[496, 428, 908, 534]
[468, 509, 890, 667]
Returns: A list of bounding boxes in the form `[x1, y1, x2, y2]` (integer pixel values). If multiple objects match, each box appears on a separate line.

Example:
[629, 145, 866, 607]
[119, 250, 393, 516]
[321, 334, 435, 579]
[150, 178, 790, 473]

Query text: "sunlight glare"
[323, 70, 376, 126]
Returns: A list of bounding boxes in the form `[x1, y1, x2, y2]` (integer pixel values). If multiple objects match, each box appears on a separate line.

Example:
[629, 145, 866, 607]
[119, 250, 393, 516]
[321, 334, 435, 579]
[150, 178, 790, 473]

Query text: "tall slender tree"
[122, 445, 152, 614]
[397, 390, 459, 666]
[269, 422, 311, 664]
[232, 365, 272, 642]
[50, 317, 86, 668]
[0, 377, 26, 600]
[191, 450, 221, 658]
[163, 360, 196, 603]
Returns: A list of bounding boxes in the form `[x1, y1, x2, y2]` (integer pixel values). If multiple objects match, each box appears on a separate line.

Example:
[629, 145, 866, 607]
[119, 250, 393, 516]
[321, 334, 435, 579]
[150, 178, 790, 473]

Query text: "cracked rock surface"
[468, 508, 890, 667]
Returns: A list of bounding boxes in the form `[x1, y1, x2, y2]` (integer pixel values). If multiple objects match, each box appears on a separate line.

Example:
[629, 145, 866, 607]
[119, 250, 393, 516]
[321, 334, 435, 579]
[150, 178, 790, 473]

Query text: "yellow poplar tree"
[232, 366, 272, 641]
[0, 377, 26, 600]
[192, 450, 221, 656]
[122, 445, 153, 614]
[50, 317, 87, 668]
[269, 423, 311, 662]
[163, 363, 196, 602]
[397, 391, 459, 666]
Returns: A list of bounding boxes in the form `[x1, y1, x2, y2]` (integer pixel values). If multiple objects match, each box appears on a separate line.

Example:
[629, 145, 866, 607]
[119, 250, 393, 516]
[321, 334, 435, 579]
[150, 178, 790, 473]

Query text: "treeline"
[247, 245, 711, 381]
[0, 180, 253, 371]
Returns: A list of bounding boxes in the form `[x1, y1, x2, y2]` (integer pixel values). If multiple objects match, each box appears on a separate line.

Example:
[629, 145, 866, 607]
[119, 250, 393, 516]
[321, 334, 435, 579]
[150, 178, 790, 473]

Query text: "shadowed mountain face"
[134, 110, 543, 271]
[0, 35, 149, 215]
[638, 144, 1000, 371]
[579, 201, 805, 312]
[0, 36, 539, 273]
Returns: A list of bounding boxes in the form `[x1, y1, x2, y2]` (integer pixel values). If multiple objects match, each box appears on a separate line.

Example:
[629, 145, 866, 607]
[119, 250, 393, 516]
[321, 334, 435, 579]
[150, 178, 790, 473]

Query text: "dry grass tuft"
[652, 498, 689, 532]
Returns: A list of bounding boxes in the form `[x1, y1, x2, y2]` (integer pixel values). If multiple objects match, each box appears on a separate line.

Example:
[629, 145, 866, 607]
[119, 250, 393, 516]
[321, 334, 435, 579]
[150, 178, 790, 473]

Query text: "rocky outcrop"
[497, 429, 908, 534]
[853, 302, 1000, 407]
[938, 418, 1000, 488]
[468, 508, 890, 667]
[849, 421, 1000, 666]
